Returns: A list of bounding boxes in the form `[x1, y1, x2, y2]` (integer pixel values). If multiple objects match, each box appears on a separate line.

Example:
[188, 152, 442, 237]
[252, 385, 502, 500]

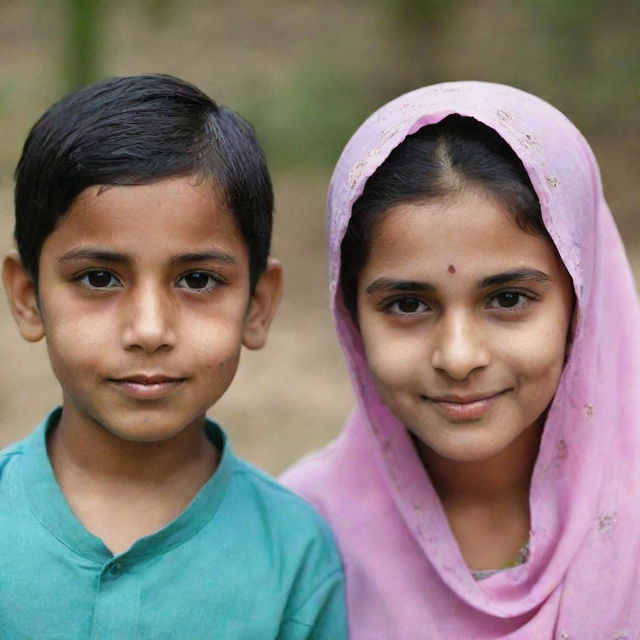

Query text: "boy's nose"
[430, 312, 490, 381]
[121, 285, 177, 353]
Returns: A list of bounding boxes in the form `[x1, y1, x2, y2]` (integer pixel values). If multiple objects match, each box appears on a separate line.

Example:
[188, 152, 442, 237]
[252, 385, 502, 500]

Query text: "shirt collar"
[21, 407, 235, 562]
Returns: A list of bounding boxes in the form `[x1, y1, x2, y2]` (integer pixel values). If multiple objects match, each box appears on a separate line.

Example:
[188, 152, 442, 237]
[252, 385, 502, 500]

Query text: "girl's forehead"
[371, 191, 537, 252]
[362, 192, 565, 283]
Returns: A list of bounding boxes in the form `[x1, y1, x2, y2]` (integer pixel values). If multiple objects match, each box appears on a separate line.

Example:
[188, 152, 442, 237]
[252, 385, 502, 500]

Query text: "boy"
[1, 74, 346, 639]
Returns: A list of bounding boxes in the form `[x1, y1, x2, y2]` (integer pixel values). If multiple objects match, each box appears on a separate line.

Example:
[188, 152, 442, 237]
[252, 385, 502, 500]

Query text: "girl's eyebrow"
[365, 268, 551, 295]
[478, 268, 550, 288]
[366, 278, 435, 295]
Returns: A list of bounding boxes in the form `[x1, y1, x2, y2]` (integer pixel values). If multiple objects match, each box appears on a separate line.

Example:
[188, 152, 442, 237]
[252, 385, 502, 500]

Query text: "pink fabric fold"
[282, 81, 640, 638]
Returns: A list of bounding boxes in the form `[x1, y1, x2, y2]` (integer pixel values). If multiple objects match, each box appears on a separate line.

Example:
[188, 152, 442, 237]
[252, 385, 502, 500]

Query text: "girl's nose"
[430, 312, 490, 381]
[121, 285, 177, 353]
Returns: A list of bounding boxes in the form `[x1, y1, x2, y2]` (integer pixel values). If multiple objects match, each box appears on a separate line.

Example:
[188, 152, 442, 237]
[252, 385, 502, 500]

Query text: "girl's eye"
[388, 297, 429, 315]
[78, 270, 120, 289]
[176, 272, 219, 292]
[488, 291, 529, 310]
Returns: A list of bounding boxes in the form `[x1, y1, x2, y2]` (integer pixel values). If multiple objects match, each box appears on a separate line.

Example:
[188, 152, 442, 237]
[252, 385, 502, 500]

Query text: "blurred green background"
[1, 0, 639, 472]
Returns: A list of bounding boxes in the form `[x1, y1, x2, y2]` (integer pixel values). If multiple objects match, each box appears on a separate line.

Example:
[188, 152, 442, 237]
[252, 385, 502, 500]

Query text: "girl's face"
[356, 188, 574, 463]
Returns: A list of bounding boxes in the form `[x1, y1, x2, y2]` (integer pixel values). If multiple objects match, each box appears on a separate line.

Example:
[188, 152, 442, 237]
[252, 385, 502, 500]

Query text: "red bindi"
[448, 264, 456, 274]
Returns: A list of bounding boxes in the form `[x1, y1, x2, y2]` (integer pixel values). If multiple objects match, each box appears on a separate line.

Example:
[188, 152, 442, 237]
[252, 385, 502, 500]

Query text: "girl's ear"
[242, 257, 283, 351]
[2, 250, 45, 342]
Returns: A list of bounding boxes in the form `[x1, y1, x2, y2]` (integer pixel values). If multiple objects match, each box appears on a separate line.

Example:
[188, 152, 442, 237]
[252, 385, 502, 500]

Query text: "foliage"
[239, 63, 378, 170]
[63, 0, 176, 91]
[55, 0, 639, 169]
[65, 0, 104, 91]
[377, 0, 454, 23]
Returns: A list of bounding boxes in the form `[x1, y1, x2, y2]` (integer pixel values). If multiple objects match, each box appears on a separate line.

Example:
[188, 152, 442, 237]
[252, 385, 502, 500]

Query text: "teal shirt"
[0, 409, 346, 639]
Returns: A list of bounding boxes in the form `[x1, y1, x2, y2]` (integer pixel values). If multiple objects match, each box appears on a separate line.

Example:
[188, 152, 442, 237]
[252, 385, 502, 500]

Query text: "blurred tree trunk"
[376, 0, 456, 99]
[65, 0, 103, 91]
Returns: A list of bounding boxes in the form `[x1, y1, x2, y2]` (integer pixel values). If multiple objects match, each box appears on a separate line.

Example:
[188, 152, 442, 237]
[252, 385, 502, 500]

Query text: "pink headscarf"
[282, 81, 640, 638]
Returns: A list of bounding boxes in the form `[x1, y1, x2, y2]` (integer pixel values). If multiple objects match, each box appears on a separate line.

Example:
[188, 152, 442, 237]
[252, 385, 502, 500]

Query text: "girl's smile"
[423, 389, 510, 422]
[356, 188, 574, 463]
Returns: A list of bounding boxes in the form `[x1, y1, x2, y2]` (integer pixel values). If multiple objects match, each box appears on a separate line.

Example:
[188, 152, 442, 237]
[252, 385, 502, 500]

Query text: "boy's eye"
[78, 270, 120, 289]
[488, 291, 529, 310]
[388, 297, 429, 315]
[176, 272, 219, 292]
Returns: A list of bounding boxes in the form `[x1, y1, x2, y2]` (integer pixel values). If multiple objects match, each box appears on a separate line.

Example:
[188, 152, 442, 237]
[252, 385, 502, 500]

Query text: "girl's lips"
[109, 377, 186, 400]
[424, 390, 508, 421]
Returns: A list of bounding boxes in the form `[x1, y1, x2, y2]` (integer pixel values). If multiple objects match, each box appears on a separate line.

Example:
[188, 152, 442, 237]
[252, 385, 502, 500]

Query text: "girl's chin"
[412, 427, 521, 465]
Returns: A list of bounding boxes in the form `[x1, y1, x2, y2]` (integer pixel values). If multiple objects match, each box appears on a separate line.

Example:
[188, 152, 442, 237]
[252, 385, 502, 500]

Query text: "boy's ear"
[242, 257, 283, 351]
[2, 250, 45, 342]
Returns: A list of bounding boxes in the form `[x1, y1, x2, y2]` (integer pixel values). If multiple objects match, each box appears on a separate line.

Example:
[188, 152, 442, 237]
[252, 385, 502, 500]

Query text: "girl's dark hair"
[14, 74, 273, 290]
[340, 114, 549, 319]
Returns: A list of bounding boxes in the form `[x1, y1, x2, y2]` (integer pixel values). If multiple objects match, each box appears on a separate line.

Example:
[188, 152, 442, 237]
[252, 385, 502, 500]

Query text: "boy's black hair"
[340, 114, 550, 320]
[14, 74, 273, 290]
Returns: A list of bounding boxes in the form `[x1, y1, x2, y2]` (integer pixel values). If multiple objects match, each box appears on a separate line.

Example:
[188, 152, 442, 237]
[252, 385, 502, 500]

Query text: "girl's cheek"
[363, 333, 423, 387]
[502, 330, 566, 392]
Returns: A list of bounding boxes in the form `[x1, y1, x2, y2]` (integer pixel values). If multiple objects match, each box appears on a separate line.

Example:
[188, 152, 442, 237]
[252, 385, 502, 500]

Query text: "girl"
[282, 82, 640, 637]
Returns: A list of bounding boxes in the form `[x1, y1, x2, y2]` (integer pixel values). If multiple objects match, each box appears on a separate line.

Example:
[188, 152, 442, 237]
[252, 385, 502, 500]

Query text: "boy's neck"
[48, 407, 219, 485]
[46, 406, 220, 554]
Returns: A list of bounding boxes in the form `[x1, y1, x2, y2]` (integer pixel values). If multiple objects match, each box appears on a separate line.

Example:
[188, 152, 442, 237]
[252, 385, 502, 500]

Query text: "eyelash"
[73, 269, 225, 294]
[381, 289, 538, 316]
[382, 297, 430, 316]
[486, 290, 537, 312]
[74, 269, 122, 290]
[175, 271, 224, 294]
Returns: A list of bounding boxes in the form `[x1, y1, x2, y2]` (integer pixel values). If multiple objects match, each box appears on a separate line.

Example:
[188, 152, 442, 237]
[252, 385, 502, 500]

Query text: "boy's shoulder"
[0, 434, 35, 519]
[228, 452, 336, 539]
[0, 439, 25, 458]
[224, 454, 345, 627]
[0, 412, 52, 476]
[0, 438, 27, 476]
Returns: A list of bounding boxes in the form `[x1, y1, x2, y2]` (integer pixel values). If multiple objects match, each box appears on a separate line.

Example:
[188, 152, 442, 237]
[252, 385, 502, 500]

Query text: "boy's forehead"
[43, 177, 248, 262]
[73, 176, 226, 212]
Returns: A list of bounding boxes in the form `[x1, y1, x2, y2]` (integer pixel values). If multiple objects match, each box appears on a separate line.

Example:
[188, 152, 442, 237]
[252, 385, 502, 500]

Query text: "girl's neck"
[417, 420, 542, 506]
[416, 421, 542, 572]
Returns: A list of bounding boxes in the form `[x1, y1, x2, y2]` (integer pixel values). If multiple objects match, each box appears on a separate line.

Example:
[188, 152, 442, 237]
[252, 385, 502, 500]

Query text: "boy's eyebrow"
[365, 268, 551, 295]
[58, 249, 130, 264]
[57, 249, 238, 266]
[169, 251, 237, 265]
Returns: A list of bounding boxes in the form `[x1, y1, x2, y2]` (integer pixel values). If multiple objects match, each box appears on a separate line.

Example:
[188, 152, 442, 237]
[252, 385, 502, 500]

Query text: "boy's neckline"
[48, 403, 218, 484]
[46, 406, 220, 553]
[21, 408, 235, 562]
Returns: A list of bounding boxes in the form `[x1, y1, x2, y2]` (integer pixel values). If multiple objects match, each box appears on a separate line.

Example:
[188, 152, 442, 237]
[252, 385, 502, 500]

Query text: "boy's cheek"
[46, 335, 100, 386]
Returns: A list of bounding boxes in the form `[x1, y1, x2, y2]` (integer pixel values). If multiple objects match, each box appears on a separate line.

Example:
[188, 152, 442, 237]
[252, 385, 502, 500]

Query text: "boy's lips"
[422, 390, 510, 421]
[108, 374, 187, 400]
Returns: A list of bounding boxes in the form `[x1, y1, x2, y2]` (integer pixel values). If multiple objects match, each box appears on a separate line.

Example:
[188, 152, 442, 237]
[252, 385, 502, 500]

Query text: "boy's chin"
[101, 416, 207, 443]
[62, 406, 210, 444]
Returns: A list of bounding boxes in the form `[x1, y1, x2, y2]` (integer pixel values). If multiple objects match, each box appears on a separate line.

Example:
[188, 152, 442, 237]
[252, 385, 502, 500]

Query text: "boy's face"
[3, 176, 281, 442]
